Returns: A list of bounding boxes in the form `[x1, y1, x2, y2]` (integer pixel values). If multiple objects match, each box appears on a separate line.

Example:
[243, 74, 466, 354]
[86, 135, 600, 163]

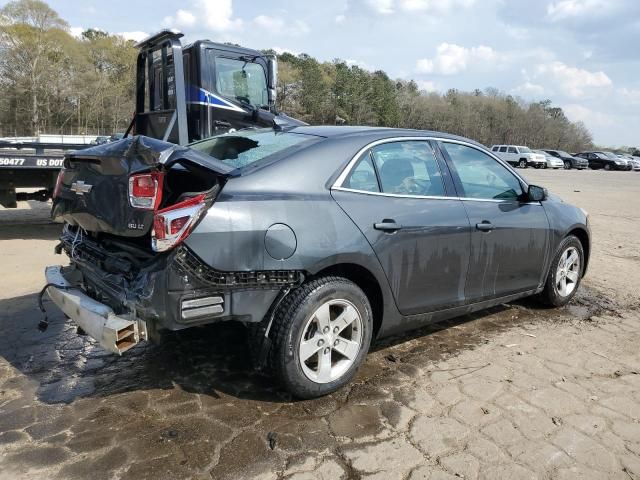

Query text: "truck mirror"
[267, 57, 278, 107]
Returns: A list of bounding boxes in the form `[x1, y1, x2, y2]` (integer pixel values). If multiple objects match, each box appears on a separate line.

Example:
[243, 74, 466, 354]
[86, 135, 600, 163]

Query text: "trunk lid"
[51, 135, 233, 237]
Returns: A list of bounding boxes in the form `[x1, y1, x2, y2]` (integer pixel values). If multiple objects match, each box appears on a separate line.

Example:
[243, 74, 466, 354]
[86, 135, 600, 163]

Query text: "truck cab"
[132, 30, 302, 145]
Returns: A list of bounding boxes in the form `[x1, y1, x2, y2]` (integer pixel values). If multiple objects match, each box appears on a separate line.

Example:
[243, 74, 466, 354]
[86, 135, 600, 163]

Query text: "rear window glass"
[189, 129, 317, 169]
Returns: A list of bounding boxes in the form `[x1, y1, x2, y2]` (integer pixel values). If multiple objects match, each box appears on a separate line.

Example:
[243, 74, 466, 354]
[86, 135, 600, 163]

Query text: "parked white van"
[490, 145, 547, 168]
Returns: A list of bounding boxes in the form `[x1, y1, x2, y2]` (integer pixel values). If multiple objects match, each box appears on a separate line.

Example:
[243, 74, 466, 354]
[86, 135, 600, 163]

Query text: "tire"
[268, 276, 373, 399]
[519, 159, 527, 168]
[604, 164, 611, 171]
[564, 161, 571, 170]
[539, 235, 584, 307]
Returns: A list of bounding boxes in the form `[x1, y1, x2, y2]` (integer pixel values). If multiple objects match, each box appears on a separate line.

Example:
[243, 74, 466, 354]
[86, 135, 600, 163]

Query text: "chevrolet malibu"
[45, 127, 590, 398]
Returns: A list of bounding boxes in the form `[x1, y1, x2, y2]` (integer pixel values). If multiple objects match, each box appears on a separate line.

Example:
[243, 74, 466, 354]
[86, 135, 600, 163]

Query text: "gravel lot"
[0, 169, 639, 480]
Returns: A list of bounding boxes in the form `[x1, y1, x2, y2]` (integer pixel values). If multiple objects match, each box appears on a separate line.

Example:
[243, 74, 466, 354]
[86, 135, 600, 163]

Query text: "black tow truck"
[0, 29, 300, 208]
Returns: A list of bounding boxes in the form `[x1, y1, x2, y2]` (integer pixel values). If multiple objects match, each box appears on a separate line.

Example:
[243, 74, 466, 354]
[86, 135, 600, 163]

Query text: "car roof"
[286, 125, 484, 147]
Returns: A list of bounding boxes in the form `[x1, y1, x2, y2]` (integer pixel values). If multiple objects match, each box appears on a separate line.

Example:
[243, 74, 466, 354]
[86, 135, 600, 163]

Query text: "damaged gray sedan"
[45, 126, 590, 398]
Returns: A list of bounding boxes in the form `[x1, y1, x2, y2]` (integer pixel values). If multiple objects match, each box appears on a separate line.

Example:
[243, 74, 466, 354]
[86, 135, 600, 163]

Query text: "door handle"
[476, 221, 494, 232]
[374, 221, 402, 232]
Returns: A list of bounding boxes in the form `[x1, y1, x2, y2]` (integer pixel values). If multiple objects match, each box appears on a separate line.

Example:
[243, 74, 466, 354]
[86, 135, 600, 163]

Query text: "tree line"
[1, 0, 594, 153]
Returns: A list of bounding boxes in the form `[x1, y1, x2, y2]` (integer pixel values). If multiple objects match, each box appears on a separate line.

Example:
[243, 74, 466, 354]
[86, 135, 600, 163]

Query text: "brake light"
[151, 194, 206, 252]
[53, 169, 64, 198]
[129, 172, 163, 209]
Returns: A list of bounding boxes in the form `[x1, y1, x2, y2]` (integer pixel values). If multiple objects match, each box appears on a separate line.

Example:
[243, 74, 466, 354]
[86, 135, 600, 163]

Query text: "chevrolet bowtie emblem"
[70, 180, 93, 195]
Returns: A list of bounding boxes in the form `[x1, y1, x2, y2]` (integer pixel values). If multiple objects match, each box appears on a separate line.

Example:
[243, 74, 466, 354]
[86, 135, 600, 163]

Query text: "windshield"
[214, 57, 268, 108]
[603, 152, 620, 159]
[518, 146, 532, 153]
[557, 150, 571, 157]
[189, 129, 318, 169]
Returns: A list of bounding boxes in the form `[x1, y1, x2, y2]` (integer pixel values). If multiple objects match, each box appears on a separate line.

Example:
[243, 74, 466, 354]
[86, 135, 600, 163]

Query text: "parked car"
[490, 145, 547, 168]
[543, 149, 589, 170]
[533, 150, 563, 169]
[575, 151, 631, 170]
[91, 136, 110, 145]
[45, 127, 590, 398]
[617, 154, 640, 171]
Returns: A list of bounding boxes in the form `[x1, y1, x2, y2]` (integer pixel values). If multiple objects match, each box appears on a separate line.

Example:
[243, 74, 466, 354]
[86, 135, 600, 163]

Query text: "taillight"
[128, 172, 163, 209]
[53, 169, 64, 198]
[151, 194, 206, 252]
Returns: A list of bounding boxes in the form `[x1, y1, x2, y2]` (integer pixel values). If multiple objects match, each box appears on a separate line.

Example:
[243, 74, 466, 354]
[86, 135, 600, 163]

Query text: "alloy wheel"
[298, 299, 363, 384]
[564, 161, 571, 169]
[519, 160, 527, 168]
[556, 246, 580, 297]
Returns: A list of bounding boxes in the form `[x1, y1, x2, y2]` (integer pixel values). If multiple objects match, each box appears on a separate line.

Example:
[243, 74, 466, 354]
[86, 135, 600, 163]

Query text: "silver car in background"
[534, 150, 563, 169]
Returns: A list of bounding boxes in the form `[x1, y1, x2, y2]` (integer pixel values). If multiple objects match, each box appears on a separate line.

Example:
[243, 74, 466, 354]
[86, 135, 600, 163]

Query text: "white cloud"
[512, 82, 545, 96]
[163, 0, 243, 33]
[535, 61, 611, 97]
[345, 58, 373, 70]
[335, 14, 347, 23]
[118, 31, 149, 43]
[253, 15, 310, 36]
[365, 0, 395, 14]
[271, 46, 300, 56]
[546, 0, 607, 21]
[416, 43, 500, 75]
[171, 9, 196, 28]
[415, 79, 438, 92]
[358, 0, 475, 15]
[618, 88, 640, 105]
[69, 26, 84, 38]
[563, 104, 613, 127]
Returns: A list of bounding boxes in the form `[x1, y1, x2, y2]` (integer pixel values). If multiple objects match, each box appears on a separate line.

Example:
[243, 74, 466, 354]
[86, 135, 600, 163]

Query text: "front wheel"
[539, 235, 584, 307]
[604, 164, 611, 171]
[564, 161, 571, 170]
[519, 159, 528, 168]
[268, 276, 373, 399]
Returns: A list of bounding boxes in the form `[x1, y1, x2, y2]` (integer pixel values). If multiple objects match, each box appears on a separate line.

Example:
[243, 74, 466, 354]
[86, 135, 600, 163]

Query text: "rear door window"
[499, 147, 507, 153]
[370, 141, 445, 197]
[344, 153, 380, 192]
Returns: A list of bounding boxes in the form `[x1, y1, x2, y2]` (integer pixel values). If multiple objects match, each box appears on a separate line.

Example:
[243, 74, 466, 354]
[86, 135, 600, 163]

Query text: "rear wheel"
[539, 235, 584, 307]
[564, 161, 571, 170]
[519, 159, 527, 168]
[268, 276, 373, 399]
[604, 164, 611, 171]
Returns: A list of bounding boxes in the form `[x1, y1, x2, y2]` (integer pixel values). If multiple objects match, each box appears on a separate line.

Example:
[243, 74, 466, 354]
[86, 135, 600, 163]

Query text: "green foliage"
[0, 0, 136, 136]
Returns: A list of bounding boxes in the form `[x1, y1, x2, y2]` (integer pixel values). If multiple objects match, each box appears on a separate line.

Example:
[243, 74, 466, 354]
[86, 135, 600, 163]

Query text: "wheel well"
[568, 228, 590, 274]
[311, 263, 384, 338]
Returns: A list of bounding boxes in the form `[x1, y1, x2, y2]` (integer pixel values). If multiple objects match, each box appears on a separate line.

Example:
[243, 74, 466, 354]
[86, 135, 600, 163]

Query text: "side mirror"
[267, 56, 278, 108]
[528, 184, 547, 202]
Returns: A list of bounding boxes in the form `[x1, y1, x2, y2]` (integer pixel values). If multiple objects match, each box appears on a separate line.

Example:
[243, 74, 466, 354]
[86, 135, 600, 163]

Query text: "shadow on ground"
[0, 284, 615, 407]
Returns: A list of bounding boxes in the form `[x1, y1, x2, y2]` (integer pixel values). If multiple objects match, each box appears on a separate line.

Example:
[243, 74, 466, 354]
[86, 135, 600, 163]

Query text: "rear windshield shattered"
[189, 129, 317, 169]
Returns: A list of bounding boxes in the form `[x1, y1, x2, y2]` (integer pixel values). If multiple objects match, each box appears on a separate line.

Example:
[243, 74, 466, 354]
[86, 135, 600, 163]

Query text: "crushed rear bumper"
[44, 265, 148, 354]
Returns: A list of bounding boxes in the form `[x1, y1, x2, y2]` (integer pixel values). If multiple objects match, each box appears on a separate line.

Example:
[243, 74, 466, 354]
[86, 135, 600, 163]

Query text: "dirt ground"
[0, 169, 639, 480]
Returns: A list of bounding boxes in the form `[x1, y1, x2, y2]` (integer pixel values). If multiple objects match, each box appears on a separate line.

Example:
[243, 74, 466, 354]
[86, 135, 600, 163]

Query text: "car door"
[438, 141, 550, 302]
[332, 139, 471, 315]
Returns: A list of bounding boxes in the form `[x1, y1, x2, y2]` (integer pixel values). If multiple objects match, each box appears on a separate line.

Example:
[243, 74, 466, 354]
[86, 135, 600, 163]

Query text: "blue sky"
[11, 0, 640, 146]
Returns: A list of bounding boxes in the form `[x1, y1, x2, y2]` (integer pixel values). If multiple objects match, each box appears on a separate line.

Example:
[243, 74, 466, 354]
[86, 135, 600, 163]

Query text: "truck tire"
[519, 159, 527, 168]
[268, 276, 373, 399]
[538, 235, 584, 307]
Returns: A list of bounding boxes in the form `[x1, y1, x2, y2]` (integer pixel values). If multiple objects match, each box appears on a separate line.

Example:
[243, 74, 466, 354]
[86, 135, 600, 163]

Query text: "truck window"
[507, 147, 517, 153]
[499, 147, 507, 153]
[214, 57, 268, 108]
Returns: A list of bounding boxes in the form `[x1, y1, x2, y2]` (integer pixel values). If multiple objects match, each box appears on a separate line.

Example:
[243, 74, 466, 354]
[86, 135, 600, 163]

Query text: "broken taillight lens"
[128, 172, 163, 209]
[151, 194, 206, 252]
